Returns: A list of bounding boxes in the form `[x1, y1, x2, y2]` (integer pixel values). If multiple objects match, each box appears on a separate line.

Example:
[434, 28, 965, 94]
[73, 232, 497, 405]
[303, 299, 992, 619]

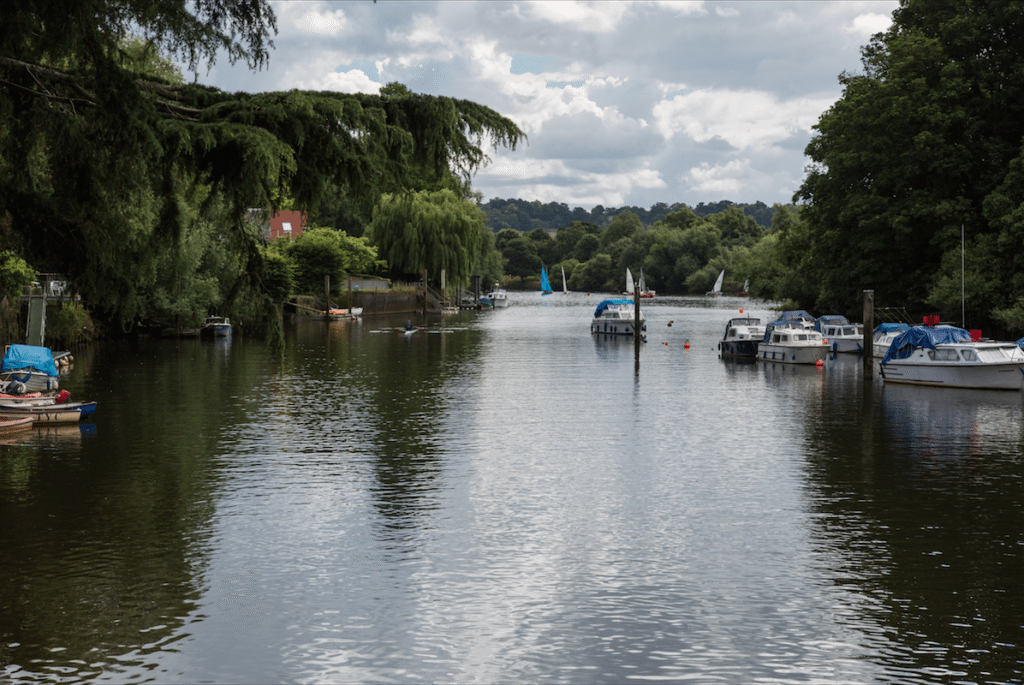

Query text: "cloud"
[850, 12, 893, 36]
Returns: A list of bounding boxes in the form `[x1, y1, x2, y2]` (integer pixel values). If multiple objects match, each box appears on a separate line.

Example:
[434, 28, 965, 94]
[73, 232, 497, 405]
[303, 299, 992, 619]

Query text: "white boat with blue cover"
[0, 344, 60, 393]
[880, 326, 1024, 390]
[758, 321, 829, 364]
[591, 299, 645, 336]
[873, 322, 912, 357]
[814, 315, 864, 354]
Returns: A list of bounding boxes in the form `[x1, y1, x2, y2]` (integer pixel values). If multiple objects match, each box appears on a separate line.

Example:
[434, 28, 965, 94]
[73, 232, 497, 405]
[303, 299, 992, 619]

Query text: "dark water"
[2, 294, 1022, 683]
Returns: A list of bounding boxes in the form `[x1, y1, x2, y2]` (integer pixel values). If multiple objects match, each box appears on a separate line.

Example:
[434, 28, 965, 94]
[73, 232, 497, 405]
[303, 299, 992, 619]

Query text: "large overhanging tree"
[794, 0, 1024, 331]
[0, 0, 524, 330]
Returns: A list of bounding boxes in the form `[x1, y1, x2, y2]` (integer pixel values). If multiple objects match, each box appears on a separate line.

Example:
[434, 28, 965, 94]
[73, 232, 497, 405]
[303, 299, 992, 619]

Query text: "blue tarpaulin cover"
[881, 326, 971, 364]
[779, 310, 815, 325]
[1017, 336, 1024, 350]
[1, 344, 59, 376]
[874, 322, 911, 335]
[813, 314, 850, 332]
[593, 299, 634, 318]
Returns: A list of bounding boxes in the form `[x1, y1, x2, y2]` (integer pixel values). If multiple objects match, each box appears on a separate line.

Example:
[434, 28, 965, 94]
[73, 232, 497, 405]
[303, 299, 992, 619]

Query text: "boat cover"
[881, 326, 971, 364]
[760, 320, 805, 344]
[778, 310, 815, 325]
[1, 344, 59, 376]
[813, 314, 850, 332]
[874, 322, 911, 335]
[593, 299, 635, 317]
[1017, 336, 1024, 350]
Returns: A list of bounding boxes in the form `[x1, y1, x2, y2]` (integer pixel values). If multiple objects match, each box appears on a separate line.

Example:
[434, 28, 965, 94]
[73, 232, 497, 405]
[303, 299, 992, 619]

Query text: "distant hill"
[478, 198, 786, 233]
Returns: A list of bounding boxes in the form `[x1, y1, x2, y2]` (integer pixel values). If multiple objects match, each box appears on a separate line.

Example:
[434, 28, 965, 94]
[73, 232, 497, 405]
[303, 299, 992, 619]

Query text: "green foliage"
[259, 247, 294, 303]
[46, 302, 97, 347]
[285, 227, 382, 295]
[367, 189, 485, 287]
[795, 0, 1024, 325]
[1, 1, 524, 333]
[472, 228, 504, 287]
[600, 212, 643, 248]
[570, 253, 615, 292]
[502, 236, 542, 281]
[0, 250, 35, 300]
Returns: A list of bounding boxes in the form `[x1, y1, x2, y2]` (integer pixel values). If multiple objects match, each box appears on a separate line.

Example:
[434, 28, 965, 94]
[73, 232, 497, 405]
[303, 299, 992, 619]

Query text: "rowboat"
[0, 401, 98, 424]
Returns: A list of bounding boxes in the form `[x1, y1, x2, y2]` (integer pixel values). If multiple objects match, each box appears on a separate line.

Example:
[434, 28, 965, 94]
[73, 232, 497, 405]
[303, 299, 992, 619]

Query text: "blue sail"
[540, 266, 553, 294]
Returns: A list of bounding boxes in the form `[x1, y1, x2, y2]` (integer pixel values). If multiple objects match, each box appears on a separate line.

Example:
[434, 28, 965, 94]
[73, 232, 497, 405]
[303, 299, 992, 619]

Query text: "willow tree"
[0, 0, 524, 330]
[367, 190, 486, 288]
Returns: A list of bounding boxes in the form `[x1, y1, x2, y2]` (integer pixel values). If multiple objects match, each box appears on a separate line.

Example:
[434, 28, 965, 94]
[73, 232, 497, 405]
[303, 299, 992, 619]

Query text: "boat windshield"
[976, 347, 1016, 362]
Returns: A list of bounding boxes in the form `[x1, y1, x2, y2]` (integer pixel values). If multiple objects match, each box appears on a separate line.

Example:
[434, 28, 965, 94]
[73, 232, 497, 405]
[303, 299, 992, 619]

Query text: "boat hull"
[758, 343, 828, 364]
[0, 371, 59, 393]
[720, 340, 759, 357]
[880, 361, 1024, 390]
[0, 401, 97, 423]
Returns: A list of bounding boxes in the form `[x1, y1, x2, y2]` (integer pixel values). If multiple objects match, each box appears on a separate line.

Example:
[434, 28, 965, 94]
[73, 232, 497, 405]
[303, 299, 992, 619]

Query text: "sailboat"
[624, 267, 634, 296]
[540, 266, 553, 295]
[706, 269, 725, 296]
[639, 268, 655, 298]
[561, 266, 569, 294]
[739, 278, 749, 297]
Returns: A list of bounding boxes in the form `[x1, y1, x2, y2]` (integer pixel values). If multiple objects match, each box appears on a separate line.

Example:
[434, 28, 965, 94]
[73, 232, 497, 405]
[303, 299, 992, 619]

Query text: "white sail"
[743, 278, 749, 292]
[562, 266, 568, 293]
[638, 269, 646, 293]
[713, 269, 724, 292]
[625, 267, 634, 294]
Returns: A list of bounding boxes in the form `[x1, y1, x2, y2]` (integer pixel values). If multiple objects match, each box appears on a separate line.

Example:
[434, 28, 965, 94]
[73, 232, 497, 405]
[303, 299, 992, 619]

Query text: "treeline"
[480, 198, 781, 234]
[491, 204, 806, 299]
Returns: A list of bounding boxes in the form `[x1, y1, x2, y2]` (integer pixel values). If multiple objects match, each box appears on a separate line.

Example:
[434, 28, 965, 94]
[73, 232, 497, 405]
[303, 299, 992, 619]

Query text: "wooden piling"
[863, 289, 874, 372]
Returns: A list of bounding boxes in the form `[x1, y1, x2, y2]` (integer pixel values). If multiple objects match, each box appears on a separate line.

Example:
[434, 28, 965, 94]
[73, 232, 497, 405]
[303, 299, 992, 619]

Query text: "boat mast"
[961, 223, 965, 328]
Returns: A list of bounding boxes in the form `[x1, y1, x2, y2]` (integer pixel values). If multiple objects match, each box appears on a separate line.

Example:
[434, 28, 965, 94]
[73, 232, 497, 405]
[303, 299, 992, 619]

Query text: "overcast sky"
[194, 0, 898, 211]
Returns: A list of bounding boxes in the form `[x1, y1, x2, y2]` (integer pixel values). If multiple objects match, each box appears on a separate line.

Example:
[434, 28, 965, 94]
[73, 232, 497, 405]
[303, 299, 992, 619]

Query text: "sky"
[193, 0, 899, 211]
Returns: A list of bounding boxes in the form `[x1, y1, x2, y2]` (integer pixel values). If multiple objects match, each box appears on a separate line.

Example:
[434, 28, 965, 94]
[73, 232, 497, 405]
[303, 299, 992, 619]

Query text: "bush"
[46, 302, 98, 347]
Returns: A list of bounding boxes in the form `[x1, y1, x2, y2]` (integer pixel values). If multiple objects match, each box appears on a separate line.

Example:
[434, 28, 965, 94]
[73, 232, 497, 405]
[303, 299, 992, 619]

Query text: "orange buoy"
[739, 308, 744, 314]
[815, 359, 824, 368]
[663, 341, 668, 346]
[683, 342, 690, 349]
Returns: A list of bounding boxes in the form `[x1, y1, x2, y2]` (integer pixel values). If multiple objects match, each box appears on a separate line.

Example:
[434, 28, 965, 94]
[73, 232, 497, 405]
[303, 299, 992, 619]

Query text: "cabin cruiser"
[880, 325, 1024, 390]
[814, 315, 864, 353]
[758, 321, 829, 364]
[487, 284, 509, 308]
[718, 317, 764, 357]
[591, 299, 646, 336]
[872, 322, 911, 357]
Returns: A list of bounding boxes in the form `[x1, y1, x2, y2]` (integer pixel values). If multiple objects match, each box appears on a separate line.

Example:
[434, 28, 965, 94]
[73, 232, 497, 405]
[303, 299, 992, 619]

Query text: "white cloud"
[850, 12, 892, 36]
[296, 69, 381, 94]
[519, 1, 633, 32]
[687, 159, 753, 196]
[288, 4, 347, 37]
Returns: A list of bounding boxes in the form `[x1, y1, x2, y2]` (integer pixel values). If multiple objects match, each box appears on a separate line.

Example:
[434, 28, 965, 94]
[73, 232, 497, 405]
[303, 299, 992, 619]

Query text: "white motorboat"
[872, 322, 911, 357]
[0, 344, 60, 393]
[487, 284, 509, 308]
[591, 299, 646, 336]
[880, 325, 1024, 390]
[718, 316, 764, 357]
[201, 315, 232, 336]
[814, 315, 864, 354]
[758, 321, 829, 364]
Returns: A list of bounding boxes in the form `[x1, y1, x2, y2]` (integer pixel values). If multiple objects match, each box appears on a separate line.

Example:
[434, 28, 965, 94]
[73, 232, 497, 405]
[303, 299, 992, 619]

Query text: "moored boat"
[758, 321, 829, 364]
[487, 283, 509, 308]
[706, 269, 725, 296]
[0, 344, 60, 393]
[872, 322, 911, 357]
[0, 416, 35, 434]
[718, 316, 764, 357]
[880, 325, 1024, 390]
[200, 315, 232, 337]
[814, 315, 865, 354]
[591, 299, 646, 336]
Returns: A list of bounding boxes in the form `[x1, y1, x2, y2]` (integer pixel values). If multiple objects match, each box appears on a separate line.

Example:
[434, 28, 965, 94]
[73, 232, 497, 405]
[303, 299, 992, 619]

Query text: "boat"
[540, 266, 553, 295]
[487, 283, 509, 308]
[872, 322, 912, 357]
[814, 315, 865, 354]
[758, 321, 829, 364]
[638, 269, 655, 298]
[718, 316, 765, 357]
[706, 269, 725, 296]
[591, 299, 646, 336]
[561, 266, 569, 294]
[0, 344, 60, 393]
[326, 307, 363, 320]
[200, 315, 232, 337]
[0, 416, 35, 434]
[0, 400, 97, 424]
[738, 278, 750, 297]
[624, 267, 634, 296]
[880, 325, 1024, 390]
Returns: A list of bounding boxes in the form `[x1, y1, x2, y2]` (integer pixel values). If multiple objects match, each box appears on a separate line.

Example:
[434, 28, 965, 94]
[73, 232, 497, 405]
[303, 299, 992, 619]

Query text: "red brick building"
[263, 210, 307, 242]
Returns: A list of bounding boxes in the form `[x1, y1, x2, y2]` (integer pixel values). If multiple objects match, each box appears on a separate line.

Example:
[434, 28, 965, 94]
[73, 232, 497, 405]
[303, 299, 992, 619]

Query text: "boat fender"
[55, 390, 71, 404]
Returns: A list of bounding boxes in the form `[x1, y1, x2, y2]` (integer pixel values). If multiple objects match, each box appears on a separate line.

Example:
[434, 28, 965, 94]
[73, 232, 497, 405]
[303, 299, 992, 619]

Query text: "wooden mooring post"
[863, 289, 874, 373]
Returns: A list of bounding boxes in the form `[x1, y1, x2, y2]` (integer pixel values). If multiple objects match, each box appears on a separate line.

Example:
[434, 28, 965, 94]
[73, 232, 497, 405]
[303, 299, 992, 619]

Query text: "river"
[2, 293, 1022, 683]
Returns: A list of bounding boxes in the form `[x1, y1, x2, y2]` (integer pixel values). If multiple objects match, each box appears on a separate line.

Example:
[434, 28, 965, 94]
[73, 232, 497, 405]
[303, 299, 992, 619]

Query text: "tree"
[0, 250, 34, 301]
[600, 212, 642, 248]
[285, 227, 381, 295]
[0, 0, 524, 330]
[795, 0, 1024, 325]
[502, 237, 542, 281]
[367, 189, 485, 287]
